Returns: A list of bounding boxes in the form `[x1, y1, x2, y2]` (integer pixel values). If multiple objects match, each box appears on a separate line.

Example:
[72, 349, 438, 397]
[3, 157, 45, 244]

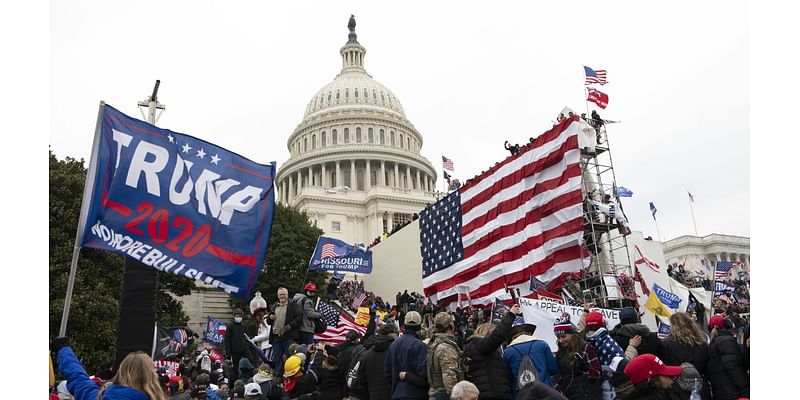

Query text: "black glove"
[51, 336, 70, 354]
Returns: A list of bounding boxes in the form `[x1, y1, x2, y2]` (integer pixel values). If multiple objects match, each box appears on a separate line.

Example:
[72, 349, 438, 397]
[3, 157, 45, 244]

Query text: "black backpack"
[346, 345, 368, 391]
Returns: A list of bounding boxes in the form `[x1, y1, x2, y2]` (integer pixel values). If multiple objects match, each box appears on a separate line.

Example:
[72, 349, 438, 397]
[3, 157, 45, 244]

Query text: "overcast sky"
[49, 1, 748, 242]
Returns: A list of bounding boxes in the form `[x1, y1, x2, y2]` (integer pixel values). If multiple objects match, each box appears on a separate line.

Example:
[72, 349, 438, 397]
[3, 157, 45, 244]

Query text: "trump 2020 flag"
[309, 236, 373, 274]
[78, 103, 276, 299]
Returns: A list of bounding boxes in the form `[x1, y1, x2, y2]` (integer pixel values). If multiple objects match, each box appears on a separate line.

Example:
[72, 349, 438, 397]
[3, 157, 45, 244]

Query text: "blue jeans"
[272, 337, 295, 377]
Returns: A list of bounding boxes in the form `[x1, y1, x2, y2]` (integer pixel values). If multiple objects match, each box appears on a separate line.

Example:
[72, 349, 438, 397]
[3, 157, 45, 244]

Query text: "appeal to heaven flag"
[587, 88, 609, 109]
[308, 236, 373, 274]
[420, 115, 587, 306]
[78, 103, 276, 299]
[584, 65, 608, 85]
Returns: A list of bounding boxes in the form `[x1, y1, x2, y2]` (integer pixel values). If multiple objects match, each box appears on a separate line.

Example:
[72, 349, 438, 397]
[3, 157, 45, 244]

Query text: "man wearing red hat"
[293, 282, 324, 345]
[623, 354, 684, 399]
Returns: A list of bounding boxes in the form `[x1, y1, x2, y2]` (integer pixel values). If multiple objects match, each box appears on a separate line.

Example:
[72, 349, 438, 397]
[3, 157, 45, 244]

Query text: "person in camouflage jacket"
[427, 312, 463, 400]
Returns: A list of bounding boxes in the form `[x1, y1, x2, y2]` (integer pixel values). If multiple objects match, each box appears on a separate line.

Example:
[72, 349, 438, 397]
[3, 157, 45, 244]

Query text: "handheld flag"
[203, 316, 227, 347]
[584, 66, 608, 85]
[688, 191, 695, 203]
[78, 104, 276, 299]
[315, 301, 367, 344]
[616, 186, 633, 197]
[715, 261, 734, 278]
[649, 202, 658, 220]
[587, 88, 609, 109]
[309, 236, 373, 274]
[644, 292, 672, 318]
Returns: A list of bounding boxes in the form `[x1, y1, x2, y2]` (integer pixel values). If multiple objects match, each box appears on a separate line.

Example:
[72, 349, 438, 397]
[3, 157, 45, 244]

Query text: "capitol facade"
[275, 17, 438, 244]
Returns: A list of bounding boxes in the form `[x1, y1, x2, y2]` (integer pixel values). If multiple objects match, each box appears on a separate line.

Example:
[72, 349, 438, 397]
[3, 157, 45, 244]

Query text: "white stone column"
[406, 165, 411, 189]
[350, 160, 356, 188]
[308, 167, 313, 187]
[296, 171, 302, 196]
[336, 161, 342, 187]
[365, 160, 371, 190]
[394, 163, 400, 188]
[288, 175, 294, 203]
[321, 163, 327, 188]
[416, 169, 421, 190]
[380, 161, 386, 186]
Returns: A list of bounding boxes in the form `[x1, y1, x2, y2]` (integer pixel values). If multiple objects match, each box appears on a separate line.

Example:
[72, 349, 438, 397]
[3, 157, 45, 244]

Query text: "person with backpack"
[553, 312, 602, 400]
[386, 310, 429, 400]
[251, 362, 281, 400]
[706, 314, 749, 400]
[502, 315, 558, 399]
[336, 330, 362, 398]
[427, 312, 464, 400]
[463, 303, 519, 400]
[293, 282, 324, 345]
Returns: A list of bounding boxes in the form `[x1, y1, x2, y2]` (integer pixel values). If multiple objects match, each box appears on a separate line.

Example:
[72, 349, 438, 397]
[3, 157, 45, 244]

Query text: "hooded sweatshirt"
[502, 334, 558, 398]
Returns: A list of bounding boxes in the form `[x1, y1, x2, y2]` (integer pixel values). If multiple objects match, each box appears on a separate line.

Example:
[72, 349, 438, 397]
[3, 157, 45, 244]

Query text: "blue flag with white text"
[78, 104, 276, 299]
[616, 186, 633, 197]
[309, 236, 373, 274]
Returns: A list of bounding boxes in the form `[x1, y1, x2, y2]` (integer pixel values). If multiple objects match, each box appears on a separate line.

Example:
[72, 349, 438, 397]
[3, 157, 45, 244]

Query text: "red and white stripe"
[314, 312, 367, 344]
[352, 292, 367, 309]
[423, 116, 588, 306]
[321, 243, 337, 259]
[585, 70, 607, 85]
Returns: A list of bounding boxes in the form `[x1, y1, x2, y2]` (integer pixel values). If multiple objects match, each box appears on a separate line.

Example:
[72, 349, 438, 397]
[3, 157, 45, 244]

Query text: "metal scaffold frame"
[563, 121, 635, 309]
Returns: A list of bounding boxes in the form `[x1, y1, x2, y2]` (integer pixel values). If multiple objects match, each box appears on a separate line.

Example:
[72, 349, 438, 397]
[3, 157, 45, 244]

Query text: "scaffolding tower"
[563, 119, 635, 309]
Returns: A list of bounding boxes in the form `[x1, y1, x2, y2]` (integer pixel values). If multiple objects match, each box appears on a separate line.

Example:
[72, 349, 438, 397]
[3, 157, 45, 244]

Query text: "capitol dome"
[276, 16, 438, 245]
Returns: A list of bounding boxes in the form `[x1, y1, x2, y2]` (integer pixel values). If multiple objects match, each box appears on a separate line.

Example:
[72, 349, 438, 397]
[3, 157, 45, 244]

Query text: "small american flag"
[321, 243, 338, 259]
[715, 261, 734, 278]
[442, 155, 454, 172]
[584, 66, 607, 85]
[314, 301, 366, 344]
[352, 292, 368, 309]
[688, 191, 695, 203]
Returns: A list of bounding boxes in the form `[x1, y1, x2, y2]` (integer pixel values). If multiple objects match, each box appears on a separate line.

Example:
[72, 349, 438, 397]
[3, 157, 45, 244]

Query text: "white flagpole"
[689, 192, 699, 236]
[654, 217, 662, 242]
[59, 101, 106, 337]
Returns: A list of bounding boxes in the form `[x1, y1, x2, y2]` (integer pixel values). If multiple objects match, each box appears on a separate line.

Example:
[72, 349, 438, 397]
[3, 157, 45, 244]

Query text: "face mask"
[234, 316, 243, 323]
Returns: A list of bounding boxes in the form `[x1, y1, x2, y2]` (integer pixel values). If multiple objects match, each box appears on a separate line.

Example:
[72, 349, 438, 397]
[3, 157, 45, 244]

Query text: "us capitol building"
[275, 16, 438, 244]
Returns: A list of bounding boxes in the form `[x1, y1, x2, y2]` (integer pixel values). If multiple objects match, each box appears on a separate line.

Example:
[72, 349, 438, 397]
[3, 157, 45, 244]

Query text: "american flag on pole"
[420, 116, 588, 306]
[352, 292, 368, 309]
[584, 66, 607, 85]
[314, 301, 366, 344]
[442, 155, 455, 172]
[688, 191, 695, 203]
[715, 261, 734, 278]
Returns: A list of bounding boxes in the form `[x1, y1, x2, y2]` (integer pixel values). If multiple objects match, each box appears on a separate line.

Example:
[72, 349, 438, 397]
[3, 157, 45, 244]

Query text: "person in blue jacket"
[384, 310, 429, 399]
[51, 336, 167, 400]
[502, 318, 558, 399]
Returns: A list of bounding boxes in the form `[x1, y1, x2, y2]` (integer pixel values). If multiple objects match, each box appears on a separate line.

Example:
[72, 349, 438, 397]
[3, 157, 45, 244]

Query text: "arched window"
[321, 131, 327, 146]
[336, 90, 340, 100]
[381, 92, 385, 101]
[344, 128, 350, 144]
[327, 92, 331, 102]
[373, 89, 377, 100]
[354, 88, 359, 98]
[390, 131, 395, 147]
[312, 134, 316, 149]
[368, 128, 374, 143]
[399, 134, 404, 148]
[345, 88, 349, 99]
[407, 137, 411, 149]
[304, 137, 308, 152]
[380, 129, 385, 144]
[364, 89, 368, 99]
[333, 129, 338, 145]
[356, 127, 362, 143]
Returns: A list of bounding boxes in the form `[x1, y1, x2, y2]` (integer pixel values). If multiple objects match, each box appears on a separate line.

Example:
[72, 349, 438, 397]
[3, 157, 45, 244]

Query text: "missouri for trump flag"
[420, 116, 588, 306]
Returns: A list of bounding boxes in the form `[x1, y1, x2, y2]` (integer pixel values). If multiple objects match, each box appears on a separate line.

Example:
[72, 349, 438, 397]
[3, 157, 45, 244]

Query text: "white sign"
[519, 298, 621, 352]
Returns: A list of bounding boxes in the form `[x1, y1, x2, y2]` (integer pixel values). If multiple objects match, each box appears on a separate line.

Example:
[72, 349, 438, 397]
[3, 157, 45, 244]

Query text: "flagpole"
[59, 101, 106, 337]
[654, 217, 662, 242]
[689, 196, 699, 236]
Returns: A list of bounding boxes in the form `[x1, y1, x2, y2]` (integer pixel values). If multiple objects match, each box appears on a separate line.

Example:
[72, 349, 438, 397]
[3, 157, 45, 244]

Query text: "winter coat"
[503, 334, 558, 399]
[224, 321, 249, 356]
[516, 381, 568, 400]
[624, 382, 688, 400]
[318, 358, 342, 400]
[385, 330, 429, 399]
[347, 335, 380, 400]
[56, 347, 148, 400]
[463, 311, 514, 400]
[610, 323, 663, 357]
[658, 336, 711, 400]
[706, 330, 749, 400]
[426, 333, 462, 398]
[292, 293, 323, 334]
[268, 300, 304, 341]
[335, 340, 359, 397]
[359, 334, 395, 400]
[555, 341, 603, 400]
[283, 371, 318, 400]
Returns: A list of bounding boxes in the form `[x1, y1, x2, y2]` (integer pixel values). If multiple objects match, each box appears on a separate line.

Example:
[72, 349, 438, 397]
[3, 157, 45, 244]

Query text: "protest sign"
[519, 298, 621, 352]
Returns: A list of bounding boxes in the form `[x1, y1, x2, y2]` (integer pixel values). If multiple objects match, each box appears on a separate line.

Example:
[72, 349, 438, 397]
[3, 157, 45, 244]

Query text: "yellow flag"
[355, 307, 371, 326]
[376, 310, 387, 321]
[644, 292, 672, 318]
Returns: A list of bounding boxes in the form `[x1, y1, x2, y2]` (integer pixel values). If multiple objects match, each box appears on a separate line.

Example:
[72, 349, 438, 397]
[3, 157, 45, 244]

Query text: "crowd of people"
[50, 277, 751, 400]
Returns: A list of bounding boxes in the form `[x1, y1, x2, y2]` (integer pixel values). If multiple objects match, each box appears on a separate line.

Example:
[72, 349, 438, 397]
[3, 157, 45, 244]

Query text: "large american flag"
[420, 116, 588, 306]
[715, 261, 734, 278]
[314, 301, 366, 344]
[584, 65, 607, 85]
